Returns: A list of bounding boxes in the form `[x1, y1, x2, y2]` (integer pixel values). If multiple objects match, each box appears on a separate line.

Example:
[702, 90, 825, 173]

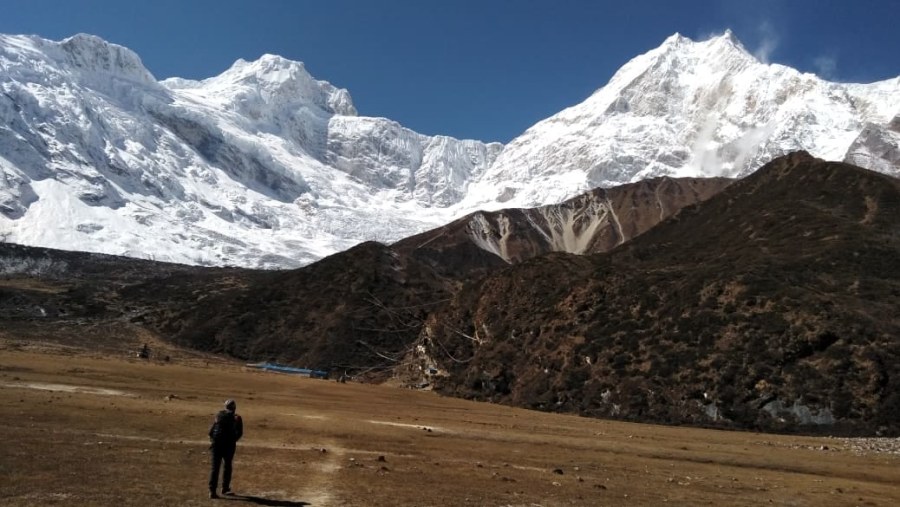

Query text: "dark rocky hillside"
[138, 176, 730, 371]
[409, 152, 900, 436]
[132, 241, 453, 376]
[0, 241, 451, 376]
[3, 152, 898, 435]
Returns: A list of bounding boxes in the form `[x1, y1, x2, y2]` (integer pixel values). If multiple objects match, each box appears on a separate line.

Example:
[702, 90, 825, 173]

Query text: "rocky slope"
[0, 173, 728, 375]
[2, 153, 899, 435]
[408, 152, 900, 436]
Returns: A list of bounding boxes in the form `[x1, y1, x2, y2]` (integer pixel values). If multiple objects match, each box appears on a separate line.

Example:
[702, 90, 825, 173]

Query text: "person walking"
[208, 399, 243, 499]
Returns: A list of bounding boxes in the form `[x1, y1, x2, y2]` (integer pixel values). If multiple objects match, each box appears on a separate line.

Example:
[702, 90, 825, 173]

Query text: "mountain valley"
[2, 152, 898, 436]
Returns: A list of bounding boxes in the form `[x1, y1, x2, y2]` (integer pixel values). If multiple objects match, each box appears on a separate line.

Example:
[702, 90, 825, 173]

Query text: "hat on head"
[224, 399, 236, 411]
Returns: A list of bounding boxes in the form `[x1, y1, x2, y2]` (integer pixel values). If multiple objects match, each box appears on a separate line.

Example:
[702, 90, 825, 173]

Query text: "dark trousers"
[209, 443, 236, 493]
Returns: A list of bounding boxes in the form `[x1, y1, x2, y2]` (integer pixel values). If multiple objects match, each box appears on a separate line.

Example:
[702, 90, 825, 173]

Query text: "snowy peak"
[0, 31, 898, 270]
[604, 30, 754, 97]
[219, 54, 357, 114]
[0, 32, 162, 103]
[658, 29, 749, 59]
[59, 33, 157, 85]
[166, 53, 357, 117]
[464, 31, 900, 210]
[0, 32, 496, 268]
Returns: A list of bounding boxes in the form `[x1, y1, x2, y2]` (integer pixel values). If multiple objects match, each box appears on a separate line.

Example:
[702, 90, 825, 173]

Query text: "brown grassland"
[1, 338, 898, 507]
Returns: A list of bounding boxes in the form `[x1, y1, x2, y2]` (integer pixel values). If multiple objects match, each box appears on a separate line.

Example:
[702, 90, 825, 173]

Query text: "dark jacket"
[209, 409, 243, 446]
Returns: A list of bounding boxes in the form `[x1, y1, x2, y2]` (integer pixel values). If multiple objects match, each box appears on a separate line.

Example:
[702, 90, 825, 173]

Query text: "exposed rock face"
[844, 116, 900, 177]
[408, 152, 900, 436]
[393, 177, 731, 279]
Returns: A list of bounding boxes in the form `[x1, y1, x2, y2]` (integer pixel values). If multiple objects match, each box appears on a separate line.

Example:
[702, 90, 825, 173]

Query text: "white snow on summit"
[0, 31, 897, 268]
[462, 30, 900, 210]
[0, 33, 500, 268]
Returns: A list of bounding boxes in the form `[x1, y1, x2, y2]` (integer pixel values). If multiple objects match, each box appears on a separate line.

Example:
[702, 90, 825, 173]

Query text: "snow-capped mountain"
[463, 30, 900, 210]
[0, 33, 501, 267]
[0, 31, 897, 268]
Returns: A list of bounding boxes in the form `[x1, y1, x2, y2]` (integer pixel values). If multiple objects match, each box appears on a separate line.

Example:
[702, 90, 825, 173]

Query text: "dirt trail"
[294, 439, 342, 506]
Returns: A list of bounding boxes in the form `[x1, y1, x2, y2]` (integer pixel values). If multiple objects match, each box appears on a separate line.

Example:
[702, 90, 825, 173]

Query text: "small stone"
[552, 468, 564, 475]
[377, 455, 386, 462]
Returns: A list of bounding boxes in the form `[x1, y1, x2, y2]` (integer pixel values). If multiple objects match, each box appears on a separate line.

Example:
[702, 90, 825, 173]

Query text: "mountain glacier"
[463, 30, 900, 210]
[0, 31, 897, 268]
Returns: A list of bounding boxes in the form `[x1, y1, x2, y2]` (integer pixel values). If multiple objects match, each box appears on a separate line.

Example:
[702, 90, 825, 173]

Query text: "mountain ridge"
[1, 31, 898, 267]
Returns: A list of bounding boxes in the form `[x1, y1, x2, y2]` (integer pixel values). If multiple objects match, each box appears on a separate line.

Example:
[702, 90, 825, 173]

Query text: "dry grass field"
[1, 339, 898, 506]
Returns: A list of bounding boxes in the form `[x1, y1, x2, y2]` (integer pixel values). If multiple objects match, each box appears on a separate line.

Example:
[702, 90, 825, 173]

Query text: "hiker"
[208, 399, 243, 498]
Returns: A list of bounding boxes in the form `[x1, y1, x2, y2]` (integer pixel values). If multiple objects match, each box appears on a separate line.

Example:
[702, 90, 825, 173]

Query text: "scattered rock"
[377, 455, 386, 462]
[552, 468, 564, 475]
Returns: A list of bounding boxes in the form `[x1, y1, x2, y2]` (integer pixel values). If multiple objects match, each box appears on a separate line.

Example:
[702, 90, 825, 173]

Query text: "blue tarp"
[246, 362, 328, 378]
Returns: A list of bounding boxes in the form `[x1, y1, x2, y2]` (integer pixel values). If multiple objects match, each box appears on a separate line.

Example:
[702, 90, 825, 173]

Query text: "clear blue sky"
[1, 0, 897, 143]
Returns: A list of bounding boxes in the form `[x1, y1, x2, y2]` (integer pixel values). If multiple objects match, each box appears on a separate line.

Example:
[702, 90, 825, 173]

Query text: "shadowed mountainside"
[407, 152, 900, 435]
[0, 241, 449, 377]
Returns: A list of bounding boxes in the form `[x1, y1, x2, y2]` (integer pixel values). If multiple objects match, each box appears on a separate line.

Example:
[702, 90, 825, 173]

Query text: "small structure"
[245, 362, 328, 379]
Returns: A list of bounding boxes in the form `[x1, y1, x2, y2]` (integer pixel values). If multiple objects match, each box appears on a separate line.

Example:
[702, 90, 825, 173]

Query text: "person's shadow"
[223, 493, 311, 506]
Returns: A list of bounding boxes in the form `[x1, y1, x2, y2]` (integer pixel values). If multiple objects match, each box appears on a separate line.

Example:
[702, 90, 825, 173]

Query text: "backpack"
[210, 410, 238, 444]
